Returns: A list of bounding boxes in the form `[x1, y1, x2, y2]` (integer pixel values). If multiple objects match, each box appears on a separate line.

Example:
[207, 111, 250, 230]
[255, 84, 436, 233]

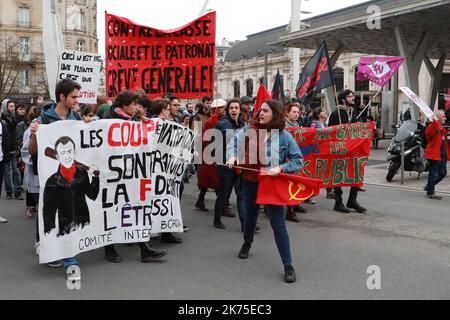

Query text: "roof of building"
[224, 25, 289, 62]
[272, 0, 450, 59]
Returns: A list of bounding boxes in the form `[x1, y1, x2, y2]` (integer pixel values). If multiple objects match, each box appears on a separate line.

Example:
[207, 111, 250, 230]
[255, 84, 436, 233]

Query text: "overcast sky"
[97, 0, 370, 54]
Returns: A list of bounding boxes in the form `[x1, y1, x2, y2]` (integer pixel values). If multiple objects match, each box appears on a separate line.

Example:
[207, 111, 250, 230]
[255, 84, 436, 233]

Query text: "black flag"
[296, 41, 334, 106]
[271, 70, 286, 105]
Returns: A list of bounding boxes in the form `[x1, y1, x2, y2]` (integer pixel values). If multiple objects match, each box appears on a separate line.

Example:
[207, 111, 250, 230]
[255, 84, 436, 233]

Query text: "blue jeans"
[242, 179, 292, 266]
[426, 158, 447, 195]
[3, 153, 21, 194]
[214, 167, 245, 227]
[63, 257, 78, 268]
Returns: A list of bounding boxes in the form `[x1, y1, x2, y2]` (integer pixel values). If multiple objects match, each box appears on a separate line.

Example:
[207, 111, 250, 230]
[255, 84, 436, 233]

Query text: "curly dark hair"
[254, 100, 285, 130]
[225, 98, 241, 117]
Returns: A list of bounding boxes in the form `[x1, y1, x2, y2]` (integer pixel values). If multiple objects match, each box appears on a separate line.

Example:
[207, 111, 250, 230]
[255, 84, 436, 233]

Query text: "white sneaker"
[0, 216, 8, 223]
[66, 265, 81, 282]
[47, 260, 63, 268]
[35, 242, 40, 256]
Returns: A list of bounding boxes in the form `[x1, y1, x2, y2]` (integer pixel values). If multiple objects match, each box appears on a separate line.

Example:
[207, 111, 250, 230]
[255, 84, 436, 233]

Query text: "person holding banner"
[328, 90, 366, 214]
[104, 90, 169, 262]
[226, 100, 303, 283]
[29, 79, 86, 279]
[284, 102, 307, 221]
[424, 110, 449, 200]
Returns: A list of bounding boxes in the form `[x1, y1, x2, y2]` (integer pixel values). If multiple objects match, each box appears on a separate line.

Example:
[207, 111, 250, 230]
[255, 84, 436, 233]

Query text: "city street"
[1, 173, 449, 300]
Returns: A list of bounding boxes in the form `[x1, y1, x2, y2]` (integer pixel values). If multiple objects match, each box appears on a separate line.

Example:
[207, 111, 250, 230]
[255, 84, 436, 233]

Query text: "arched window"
[355, 67, 369, 91]
[333, 67, 344, 93]
[246, 79, 254, 97]
[233, 81, 240, 98]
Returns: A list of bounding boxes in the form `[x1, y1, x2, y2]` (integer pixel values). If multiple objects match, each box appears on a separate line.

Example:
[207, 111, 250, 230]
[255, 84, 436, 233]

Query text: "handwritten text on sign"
[58, 50, 102, 104]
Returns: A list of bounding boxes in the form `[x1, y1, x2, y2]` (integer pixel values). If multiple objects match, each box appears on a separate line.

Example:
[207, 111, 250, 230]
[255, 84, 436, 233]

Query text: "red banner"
[256, 173, 321, 206]
[105, 12, 216, 99]
[286, 122, 374, 188]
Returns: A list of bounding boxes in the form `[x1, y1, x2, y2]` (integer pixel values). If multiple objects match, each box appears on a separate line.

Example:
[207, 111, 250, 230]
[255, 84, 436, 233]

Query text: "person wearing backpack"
[28, 79, 85, 281]
[424, 110, 449, 200]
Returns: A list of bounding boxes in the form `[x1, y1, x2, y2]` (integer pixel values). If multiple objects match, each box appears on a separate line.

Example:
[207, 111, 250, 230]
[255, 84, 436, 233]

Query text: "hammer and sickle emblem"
[288, 181, 315, 201]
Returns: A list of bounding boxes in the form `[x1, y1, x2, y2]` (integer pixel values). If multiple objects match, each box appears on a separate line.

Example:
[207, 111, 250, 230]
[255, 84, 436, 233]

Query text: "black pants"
[334, 186, 359, 200]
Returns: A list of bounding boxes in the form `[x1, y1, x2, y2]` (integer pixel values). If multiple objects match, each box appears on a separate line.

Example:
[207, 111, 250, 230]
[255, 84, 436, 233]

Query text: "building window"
[20, 69, 29, 87]
[246, 79, 254, 97]
[354, 67, 369, 91]
[333, 67, 344, 93]
[77, 11, 86, 31]
[77, 40, 85, 52]
[18, 7, 31, 27]
[19, 37, 30, 58]
[233, 81, 240, 98]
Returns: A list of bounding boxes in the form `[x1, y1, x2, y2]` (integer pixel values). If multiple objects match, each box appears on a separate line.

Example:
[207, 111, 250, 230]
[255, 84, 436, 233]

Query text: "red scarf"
[60, 164, 76, 183]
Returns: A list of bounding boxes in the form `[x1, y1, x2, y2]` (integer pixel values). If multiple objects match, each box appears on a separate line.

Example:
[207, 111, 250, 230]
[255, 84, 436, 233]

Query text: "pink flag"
[357, 56, 405, 87]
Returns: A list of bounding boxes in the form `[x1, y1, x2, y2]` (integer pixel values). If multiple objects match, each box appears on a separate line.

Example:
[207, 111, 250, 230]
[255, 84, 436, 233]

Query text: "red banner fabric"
[105, 12, 216, 99]
[256, 173, 321, 206]
[286, 122, 374, 188]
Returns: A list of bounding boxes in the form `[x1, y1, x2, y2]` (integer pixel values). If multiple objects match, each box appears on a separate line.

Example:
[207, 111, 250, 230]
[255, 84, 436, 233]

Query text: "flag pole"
[333, 84, 342, 124]
[356, 87, 383, 120]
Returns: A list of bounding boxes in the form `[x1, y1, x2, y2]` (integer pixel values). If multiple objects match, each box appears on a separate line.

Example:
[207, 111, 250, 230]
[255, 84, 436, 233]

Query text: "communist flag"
[256, 173, 321, 206]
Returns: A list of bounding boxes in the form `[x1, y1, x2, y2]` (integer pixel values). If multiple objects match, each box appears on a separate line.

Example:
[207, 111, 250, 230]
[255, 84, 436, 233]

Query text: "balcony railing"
[18, 20, 31, 27]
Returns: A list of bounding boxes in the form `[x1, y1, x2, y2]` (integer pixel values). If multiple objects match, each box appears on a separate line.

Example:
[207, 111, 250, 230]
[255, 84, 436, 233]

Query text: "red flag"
[256, 173, 321, 206]
[253, 83, 272, 119]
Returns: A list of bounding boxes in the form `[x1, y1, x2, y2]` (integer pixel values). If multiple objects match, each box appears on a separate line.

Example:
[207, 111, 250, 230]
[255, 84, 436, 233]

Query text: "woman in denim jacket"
[226, 100, 303, 283]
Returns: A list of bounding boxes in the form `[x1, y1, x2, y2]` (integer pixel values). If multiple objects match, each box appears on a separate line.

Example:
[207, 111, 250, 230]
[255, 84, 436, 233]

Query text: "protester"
[20, 106, 40, 219]
[310, 108, 328, 129]
[29, 78, 85, 277]
[0, 117, 9, 223]
[227, 100, 303, 283]
[328, 90, 366, 214]
[80, 105, 97, 121]
[195, 99, 226, 212]
[183, 103, 195, 117]
[104, 90, 170, 261]
[239, 96, 253, 123]
[213, 99, 245, 229]
[284, 102, 307, 221]
[1, 99, 23, 200]
[424, 110, 449, 199]
[310, 108, 335, 199]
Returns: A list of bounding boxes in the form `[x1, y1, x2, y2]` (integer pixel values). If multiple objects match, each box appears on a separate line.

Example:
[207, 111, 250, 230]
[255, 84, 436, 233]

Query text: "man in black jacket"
[328, 90, 366, 214]
[104, 90, 168, 263]
[43, 136, 99, 236]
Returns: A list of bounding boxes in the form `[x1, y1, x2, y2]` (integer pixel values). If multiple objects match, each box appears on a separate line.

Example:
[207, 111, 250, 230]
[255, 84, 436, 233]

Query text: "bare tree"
[0, 33, 21, 101]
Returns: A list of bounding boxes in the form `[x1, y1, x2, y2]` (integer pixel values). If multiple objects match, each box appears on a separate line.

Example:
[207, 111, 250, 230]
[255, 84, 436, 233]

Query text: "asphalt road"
[0, 180, 449, 300]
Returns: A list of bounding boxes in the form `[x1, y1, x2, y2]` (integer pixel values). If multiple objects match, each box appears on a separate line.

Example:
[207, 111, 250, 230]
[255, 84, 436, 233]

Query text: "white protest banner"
[37, 119, 194, 263]
[58, 50, 102, 103]
[399, 87, 435, 121]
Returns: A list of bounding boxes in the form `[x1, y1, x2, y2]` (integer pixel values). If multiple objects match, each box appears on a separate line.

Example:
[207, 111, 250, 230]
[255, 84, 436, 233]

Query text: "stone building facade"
[0, 0, 98, 102]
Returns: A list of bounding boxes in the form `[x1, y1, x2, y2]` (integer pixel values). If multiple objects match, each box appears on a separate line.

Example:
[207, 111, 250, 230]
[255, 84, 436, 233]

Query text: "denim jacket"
[226, 125, 303, 173]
